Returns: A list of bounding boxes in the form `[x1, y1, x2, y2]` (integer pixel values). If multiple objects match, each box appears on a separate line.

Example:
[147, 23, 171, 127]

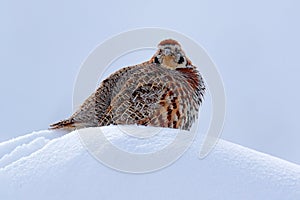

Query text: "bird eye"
[178, 56, 185, 64]
[154, 57, 160, 64]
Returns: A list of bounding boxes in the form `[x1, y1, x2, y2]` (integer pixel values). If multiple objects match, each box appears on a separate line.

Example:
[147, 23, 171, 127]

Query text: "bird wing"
[97, 63, 165, 126]
[58, 63, 148, 129]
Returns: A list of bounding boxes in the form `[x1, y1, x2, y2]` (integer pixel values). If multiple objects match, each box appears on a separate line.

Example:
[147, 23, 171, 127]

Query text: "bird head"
[151, 39, 192, 69]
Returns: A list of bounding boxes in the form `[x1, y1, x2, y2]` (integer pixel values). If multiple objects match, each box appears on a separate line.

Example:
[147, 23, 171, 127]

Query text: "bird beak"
[164, 48, 172, 56]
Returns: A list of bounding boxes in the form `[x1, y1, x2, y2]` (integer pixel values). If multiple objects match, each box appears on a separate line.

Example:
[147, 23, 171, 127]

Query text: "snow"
[0, 130, 63, 159]
[0, 127, 299, 200]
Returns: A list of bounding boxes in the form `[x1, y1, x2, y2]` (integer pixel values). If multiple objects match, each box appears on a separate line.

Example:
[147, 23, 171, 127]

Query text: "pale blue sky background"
[1, 0, 300, 164]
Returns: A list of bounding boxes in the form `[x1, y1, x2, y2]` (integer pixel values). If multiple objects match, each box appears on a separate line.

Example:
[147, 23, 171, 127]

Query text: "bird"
[50, 39, 205, 131]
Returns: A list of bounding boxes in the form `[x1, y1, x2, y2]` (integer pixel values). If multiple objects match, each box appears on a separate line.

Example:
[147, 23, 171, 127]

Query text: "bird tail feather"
[49, 118, 76, 130]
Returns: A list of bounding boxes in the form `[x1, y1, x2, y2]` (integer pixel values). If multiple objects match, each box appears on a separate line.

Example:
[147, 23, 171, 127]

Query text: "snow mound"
[0, 127, 299, 200]
[0, 130, 63, 159]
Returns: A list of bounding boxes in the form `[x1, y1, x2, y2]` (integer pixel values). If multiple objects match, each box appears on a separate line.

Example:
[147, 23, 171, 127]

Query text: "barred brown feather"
[50, 39, 205, 131]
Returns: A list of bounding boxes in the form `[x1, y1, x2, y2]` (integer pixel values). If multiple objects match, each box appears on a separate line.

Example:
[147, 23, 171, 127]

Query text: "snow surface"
[0, 127, 299, 200]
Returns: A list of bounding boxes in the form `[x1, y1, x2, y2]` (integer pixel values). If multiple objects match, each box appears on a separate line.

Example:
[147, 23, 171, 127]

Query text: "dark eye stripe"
[178, 56, 184, 64]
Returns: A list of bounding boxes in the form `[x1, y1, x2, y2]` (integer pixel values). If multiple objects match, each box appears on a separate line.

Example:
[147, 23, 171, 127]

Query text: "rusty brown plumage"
[50, 39, 205, 131]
